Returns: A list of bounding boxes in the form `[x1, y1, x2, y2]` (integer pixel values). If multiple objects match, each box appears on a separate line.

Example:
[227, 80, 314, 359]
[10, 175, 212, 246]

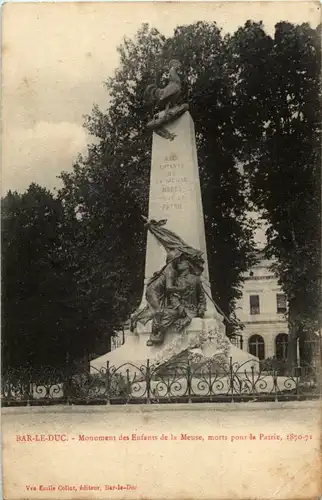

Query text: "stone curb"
[2, 400, 321, 415]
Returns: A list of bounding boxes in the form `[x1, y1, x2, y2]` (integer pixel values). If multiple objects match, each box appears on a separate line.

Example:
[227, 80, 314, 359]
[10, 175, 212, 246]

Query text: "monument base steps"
[90, 318, 258, 376]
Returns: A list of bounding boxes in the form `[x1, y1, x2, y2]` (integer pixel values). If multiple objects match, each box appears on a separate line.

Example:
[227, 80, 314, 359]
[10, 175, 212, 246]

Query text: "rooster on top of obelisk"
[144, 59, 182, 113]
[144, 59, 189, 140]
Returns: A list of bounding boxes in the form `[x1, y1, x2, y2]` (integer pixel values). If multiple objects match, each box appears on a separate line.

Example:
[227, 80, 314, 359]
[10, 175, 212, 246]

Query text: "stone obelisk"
[90, 59, 258, 372]
[141, 111, 218, 320]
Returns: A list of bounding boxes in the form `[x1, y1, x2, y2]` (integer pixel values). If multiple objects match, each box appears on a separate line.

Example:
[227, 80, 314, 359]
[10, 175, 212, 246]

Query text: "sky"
[2, 1, 320, 196]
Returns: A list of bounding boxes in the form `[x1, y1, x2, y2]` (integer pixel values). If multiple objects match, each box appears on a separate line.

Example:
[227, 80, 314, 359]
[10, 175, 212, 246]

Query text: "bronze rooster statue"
[144, 59, 181, 113]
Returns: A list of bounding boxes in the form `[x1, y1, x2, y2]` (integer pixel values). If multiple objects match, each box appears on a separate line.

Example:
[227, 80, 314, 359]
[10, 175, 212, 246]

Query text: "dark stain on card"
[22, 77, 30, 88]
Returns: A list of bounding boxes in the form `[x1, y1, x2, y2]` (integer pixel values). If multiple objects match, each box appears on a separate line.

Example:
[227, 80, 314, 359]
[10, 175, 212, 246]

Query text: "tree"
[238, 22, 321, 364]
[4, 20, 319, 372]
[2, 181, 135, 372]
[58, 157, 145, 346]
[2, 185, 68, 371]
[64, 22, 257, 324]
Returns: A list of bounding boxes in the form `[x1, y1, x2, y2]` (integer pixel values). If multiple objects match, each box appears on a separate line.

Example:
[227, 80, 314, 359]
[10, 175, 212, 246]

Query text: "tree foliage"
[61, 20, 322, 361]
[70, 22, 258, 319]
[3, 20, 320, 370]
[237, 22, 321, 361]
[1, 183, 132, 371]
[2, 185, 68, 370]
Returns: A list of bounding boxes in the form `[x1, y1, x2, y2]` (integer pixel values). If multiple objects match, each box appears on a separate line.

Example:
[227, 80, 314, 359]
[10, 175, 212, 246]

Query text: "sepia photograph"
[1, 2, 321, 499]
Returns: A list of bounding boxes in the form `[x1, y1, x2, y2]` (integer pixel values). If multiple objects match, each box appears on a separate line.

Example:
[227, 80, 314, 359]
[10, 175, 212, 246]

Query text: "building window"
[276, 293, 287, 314]
[230, 335, 243, 350]
[248, 334, 265, 359]
[275, 333, 288, 360]
[249, 295, 260, 315]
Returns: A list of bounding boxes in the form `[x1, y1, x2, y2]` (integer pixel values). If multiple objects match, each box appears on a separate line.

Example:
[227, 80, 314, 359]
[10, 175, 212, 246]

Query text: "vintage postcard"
[1, 1, 321, 499]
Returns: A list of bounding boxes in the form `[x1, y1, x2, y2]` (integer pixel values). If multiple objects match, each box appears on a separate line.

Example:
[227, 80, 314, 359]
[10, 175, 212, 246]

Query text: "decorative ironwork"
[2, 366, 65, 405]
[1, 357, 320, 406]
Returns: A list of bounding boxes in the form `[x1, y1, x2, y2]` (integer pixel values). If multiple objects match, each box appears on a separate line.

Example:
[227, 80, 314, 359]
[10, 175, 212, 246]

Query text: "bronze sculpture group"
[131, 219, 207, 346]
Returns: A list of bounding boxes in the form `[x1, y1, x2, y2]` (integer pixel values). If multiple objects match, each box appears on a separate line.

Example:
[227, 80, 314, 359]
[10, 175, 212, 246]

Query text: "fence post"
[187, 358, 192, 404]
[64, 352, 71, 405]
[229, 357, 234, 403]
[105, 361, 110, 405]
[146, 359, 151, 404]
[294, 362, 301, 400]
[250, 365, 256, 401]
[273, 368, 278, 403]
[26, 369, 32, 406]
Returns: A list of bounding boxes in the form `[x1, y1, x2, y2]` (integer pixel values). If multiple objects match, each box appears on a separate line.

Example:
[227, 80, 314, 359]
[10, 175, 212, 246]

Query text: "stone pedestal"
[90, 317, 258, 374]
[90, 321, 205, 372]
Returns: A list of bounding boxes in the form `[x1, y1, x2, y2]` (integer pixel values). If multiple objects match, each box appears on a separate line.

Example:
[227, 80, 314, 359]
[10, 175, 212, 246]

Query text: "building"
[234, 250, 289, 361]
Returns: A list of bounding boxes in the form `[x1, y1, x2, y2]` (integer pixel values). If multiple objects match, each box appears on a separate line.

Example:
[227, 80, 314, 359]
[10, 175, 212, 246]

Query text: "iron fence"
[2, 356, 320, 406]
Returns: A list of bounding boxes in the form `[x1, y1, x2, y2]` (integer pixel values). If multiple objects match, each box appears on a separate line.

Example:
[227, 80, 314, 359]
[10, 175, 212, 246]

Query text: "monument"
[91, 60, 258, 374]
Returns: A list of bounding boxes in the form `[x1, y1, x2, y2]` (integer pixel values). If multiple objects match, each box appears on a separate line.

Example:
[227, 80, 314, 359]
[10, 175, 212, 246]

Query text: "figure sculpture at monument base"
[90, 220, 258, 375]
[130, 219, 207, 347]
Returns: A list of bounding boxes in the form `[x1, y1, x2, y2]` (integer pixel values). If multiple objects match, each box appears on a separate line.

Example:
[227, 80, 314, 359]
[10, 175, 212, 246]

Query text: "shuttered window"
[276, 293, 287, 314]
[249, 295, 260, 315]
